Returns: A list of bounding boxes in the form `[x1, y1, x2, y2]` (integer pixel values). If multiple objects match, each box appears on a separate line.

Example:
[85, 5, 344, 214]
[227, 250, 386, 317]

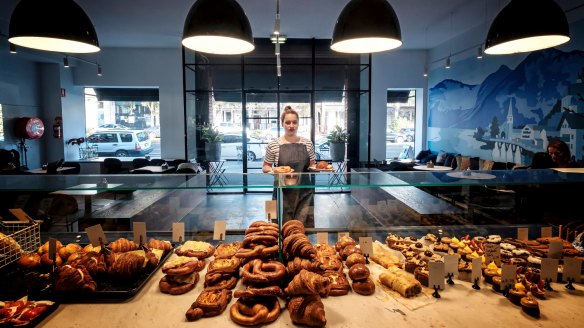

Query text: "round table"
[412, 165, 453, 171]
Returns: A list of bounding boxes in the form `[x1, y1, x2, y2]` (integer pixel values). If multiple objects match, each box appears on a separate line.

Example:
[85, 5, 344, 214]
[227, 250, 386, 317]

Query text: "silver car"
[221, 134, 265, 161]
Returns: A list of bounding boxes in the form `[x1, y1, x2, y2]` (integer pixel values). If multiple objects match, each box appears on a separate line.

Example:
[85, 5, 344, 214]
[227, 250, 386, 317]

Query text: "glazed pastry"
[108, 252, 145, 280]
[500, 243, 517, 251]
[287, 295, 327, 327]
[348, 264, 370, 281]
[379, 266, 422, 298]
[414, 265, 430, 287]
[37, 240, 63, 255]
[83, 244, 101, 253]
[241, 259, 286, 284]
[159, 272, 199, 295]
[186, 288, 232, 321]
[175, 241, 215, 259]
[284, 269, 331, 297]
[68, 251, 106, 277]
[507, 288, 526, 305]
[214, 241, 242, 259]
[335, 235, 356, 252]
[492, 276, 503, 293]
[322, 270, 351, 296]
[486, 235, 502, 244]
[345, 253, 366, 268]
[318, 255, 343, 272]
[58, 243, 82, 260]
[352, 278, 375, 296]
[341, 245, 363, 260]
[40, 252, 63, 267]
[520, 296, 540, 317]
[18, 252, 41, 270]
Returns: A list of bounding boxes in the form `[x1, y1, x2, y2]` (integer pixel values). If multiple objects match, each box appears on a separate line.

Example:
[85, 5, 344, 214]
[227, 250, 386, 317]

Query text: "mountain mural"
[429, 49, 584, 130]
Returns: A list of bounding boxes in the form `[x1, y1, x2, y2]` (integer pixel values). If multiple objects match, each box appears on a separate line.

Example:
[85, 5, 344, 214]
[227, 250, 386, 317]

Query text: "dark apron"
[274, 143, 315, 227]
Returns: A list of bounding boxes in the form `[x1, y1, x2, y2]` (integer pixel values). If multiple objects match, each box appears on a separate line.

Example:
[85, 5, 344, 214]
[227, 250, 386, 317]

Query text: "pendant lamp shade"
[485, 0, 569, 55]
[8, 0, 100, 53]
[182, 0, 254, 55]
[331, 0, 402, 53]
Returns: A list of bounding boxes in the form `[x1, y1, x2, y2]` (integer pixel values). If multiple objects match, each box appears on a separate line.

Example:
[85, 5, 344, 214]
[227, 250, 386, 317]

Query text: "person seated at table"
[528, 152, 555, 169]
[547, 139, 579, 168]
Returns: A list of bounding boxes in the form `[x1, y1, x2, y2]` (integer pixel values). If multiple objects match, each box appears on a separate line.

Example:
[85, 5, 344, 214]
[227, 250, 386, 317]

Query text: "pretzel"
[241, 259, 286, 284]
[234, 285, 283, 298]
[242, 235, 278, 248]
[204, 275, 238, 290]
[235, 244, 279, 259]
[249, 221, 278, 229]
[244, 230, 280, 238]
[245, 226, 279, 235]
[230, 297, 280, 326]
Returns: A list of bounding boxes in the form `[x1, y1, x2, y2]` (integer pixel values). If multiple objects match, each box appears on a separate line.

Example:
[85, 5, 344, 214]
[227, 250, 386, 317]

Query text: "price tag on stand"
[8, 208, 33, 222]
[540, 258, 559, 282]
[548, 241, 562, 259]
[317, 232, 329, 245]
[541, 227, 552, 238]
[484, 243, 501, 266]
[338, 232, 350, 240]
[265, 200, 277, 222]
[85, 224, 107, 247]
[471, 257, 482, 283]
[48, 238, 58, 260]
[563, 258, 583, 283]
[359, 237, 373, 257]
[429, 261, 445, 290]
[172, 222, 185, 243]
[444, 254, 459, 277]
[517, 228, 528, 241]
[501, 264, 517, 290]
[133, 222, 147, 245]
[213, 220, 227, 241]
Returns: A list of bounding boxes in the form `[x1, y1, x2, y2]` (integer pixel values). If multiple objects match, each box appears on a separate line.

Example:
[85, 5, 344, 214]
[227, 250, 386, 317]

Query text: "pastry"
[108, 252, 146, 280]
[492, 276, 503, 293]
[159, 272, 199, 295]
[287, 257, 325, 275]
[67, 251, 106, 276]
[520, 296, 540, 318]
[204, 272, 238, 288]
[348, 264, 370, 281]
[414, 265, 429, 287]
[283, 234, 317, 260]
[318, 255, 343, 272]
[206, 257, 241, 275]
[234, 285, 283, 298]
[241, 259, 286, 284]
[507, 288, 526, 305]
[273, 165, 292, 173]
[379, 266, 422, 298]
[108, 238, 139, 253]
[162, 256, 205, 275]
[230, 297, 280, 326]
[186, 288, 232, 321]
[284, 269, 331, 297]
[370, 242, 401, 268]
[527, 255, 542, 269]
[425, 233, 438, 243]
[37, 240, 63, 255]
[287, 295, 327, 327]
[83, 244, 101, 253]
[316, 161, 333, 170]
[55, 265, 97, 292]
[0, 232, 23, 258]
[322, 270, 351, 296]
[18, 252, 41, 270]
[281, 220, 304, 238]
[314, 243, 336, 257]
[175, 240, 215, 259]
[146, 239, 173, 252]
[486, 235, 502, 244]
[500, 242, 517, 251]
[245, 221, 279, 235]
[214, 241, 242, 259]
[58, 243, 82, 260]
[40, 252, 63, 267]
[335, 235, 356, 252]
[341, 245, 363, 260]
[352, 278, 375, 295]
[345, 253, 366, 268]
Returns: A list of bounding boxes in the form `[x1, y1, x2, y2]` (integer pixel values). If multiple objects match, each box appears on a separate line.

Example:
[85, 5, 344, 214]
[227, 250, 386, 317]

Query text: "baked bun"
[348, 264, 370, 281]
[0, 232, 23, 256]
[345, 253, 366, 268]
[37, 240, 63, 255]
[40, 252, 63, 267]
[18, 252, 41, 270]
[272, 166, 292, 173]
[58, 243, 82, 260]
[316, 161, 333, 170]
[352, 278, 375, 295]
[83, 244, 102, 253]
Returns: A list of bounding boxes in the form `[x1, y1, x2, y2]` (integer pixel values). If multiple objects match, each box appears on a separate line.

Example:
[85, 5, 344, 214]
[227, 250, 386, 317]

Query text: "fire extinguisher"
[53, 116, 63, 139]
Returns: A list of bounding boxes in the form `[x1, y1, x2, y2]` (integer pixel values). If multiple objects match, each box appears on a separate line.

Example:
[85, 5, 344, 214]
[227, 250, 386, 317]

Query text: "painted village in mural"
[428, 48, 584, 166]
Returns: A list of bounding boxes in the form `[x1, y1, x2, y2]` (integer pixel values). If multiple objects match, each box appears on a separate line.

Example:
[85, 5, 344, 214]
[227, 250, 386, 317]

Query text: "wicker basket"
[0, 220, 41, 270]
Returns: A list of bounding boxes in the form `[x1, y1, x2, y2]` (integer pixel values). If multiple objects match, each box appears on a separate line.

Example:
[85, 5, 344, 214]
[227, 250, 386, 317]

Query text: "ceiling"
[1, 0, 583, 51]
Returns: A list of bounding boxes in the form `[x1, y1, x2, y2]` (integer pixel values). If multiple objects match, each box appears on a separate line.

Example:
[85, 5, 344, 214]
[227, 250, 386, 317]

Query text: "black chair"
[46, 159, 63, 174]
[104, 158, 129, 174]
[61, 162, 81, 174]
[175, 168, 196, 173]
[132, 158, 150, 169]
[149, 159, 166, 166]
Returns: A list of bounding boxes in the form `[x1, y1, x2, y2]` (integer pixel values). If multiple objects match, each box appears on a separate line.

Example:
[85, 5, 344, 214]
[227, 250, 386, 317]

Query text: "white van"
[86, 130, 152, 157]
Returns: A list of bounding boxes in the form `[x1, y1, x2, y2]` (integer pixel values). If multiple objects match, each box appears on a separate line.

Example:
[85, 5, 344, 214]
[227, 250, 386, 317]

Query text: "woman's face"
[282, 113, 299, 136]
[548, 146, 566, 165]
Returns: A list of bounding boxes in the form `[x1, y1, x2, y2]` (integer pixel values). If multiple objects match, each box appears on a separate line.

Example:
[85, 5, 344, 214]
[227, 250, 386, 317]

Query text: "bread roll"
[348, 264, 370, 281]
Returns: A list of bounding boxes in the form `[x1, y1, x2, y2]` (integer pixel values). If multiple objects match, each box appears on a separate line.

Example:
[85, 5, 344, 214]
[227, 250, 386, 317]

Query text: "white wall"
[73, 48, 185, 160]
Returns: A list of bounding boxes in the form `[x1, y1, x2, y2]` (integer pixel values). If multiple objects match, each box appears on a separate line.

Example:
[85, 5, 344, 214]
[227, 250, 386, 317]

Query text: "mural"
[428, 48, 584, 165]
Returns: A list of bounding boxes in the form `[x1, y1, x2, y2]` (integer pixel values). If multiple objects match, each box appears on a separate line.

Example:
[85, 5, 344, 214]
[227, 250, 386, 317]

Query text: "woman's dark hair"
[530, 152, 555, 169]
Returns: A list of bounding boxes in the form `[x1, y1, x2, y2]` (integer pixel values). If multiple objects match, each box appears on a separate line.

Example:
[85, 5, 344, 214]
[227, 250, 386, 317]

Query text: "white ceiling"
[1, 0, 583, 50]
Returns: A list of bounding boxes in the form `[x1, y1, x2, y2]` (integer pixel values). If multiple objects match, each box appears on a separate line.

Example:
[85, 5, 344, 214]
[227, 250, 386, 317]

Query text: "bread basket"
[0, 219, 41, 269]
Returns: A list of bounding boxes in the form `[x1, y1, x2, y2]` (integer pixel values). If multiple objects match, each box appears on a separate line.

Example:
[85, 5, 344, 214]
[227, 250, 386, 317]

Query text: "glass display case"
[0, 168, 582, 327]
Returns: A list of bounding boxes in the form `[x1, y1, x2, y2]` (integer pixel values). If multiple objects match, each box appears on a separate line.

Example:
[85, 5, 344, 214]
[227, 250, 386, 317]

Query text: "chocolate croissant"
[283, 234, 317, 260]
[284, 269, 331, 297]
[108, 238, 139, 253]
[287, 295, 326, 327]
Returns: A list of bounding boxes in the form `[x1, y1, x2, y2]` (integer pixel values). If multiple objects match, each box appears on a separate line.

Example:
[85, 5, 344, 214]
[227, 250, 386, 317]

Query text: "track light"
[445, 57, 451, 69]
[63, 56, 69, 68]
[423, 71, 428, 77]
[97, 64, 102, 76]
[477, 46, 483, 59]
[270, 34, 286, 44]
[9, 43, 17, 54]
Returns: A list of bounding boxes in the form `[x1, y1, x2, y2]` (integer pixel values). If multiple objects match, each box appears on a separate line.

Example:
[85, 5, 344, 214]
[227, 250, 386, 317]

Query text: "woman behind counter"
[263, 106, 316, 226]
[547, 139, 579, 168]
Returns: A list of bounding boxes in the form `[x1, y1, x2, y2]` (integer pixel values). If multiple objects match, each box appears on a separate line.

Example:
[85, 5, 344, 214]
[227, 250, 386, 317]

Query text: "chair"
[46, 159, 64, 174]
[104, 158, 129, 174]
[131, 169, 153, 174]
[61, 162, 81, 174]
[149, 159, 166, 166]
[176, 162, 199, 174]
[132, 158, 150, 169]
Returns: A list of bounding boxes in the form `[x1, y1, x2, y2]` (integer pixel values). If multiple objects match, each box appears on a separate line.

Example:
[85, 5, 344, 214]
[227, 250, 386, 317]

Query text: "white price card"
[9, 208, 33, 222]
[548, 241, 563, 259]
[337, 232, 349, 240]
[85, 224, 107, 247]
[501, 264, 517, 290]
[359, 237, 374, 257]
[541, 226, 552, 238]
[540, 258, 559, 282]
[429, 261, 445, 290]
[444, 254, 459, 277]
[133, 222, 147, 245]
[471, 257, 483, 283]
[172, 222, 185, 243]
[317, 232, 329, 245]
[563, 258, 583, 283]
[48, 238, 58, 261]
[484, 243, 501, 266]
[517, 227, 528, 241]
[265, 200, 277, 221]
[213, 220, 227, 241]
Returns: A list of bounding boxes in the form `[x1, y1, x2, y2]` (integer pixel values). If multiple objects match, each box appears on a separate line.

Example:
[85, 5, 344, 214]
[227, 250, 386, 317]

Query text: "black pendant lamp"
[485, 0, 569, 55]
[9, 0, 100, 53]
[182, 0, 254, 55]
[331, 0, 402, 53]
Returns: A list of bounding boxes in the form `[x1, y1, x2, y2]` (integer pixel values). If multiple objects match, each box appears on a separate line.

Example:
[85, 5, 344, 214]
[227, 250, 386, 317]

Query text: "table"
[412, 165, 453, 171]
[26, 166, 76, 174]
[329, 160, 349, 187]
[131, 165, 175, 173]
[206, 161, 227, 189]
[51, 183, 123, 214]
[446, 171, 496, 179]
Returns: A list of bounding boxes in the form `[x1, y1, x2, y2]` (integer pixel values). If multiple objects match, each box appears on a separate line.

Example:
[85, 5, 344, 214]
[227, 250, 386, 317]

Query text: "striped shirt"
[264, 137, 316, 165]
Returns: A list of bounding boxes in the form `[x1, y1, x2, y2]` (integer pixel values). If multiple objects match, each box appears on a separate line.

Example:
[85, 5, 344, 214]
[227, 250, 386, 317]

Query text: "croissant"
[286, 257, 324, 276]
[283, 234, 316, 260]
[284, 269, 331, 297]
[108, 252, 145, 280]
[287, 295, 326, 327]
[282, 220, 305, 238]
[146, 239, 173, 252]
[108, 238, 139, 253]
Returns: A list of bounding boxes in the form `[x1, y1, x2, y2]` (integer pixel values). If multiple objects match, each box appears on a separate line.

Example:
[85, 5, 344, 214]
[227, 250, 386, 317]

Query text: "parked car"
[216, 122, 241, 134]
[86, 129, 152, 157]
[97, 124, 131, 131]
[400, 128, 414, 142]
[221, 134, 265, 161]
[386, 128, 404, 143]
[260, 127, 285, 140]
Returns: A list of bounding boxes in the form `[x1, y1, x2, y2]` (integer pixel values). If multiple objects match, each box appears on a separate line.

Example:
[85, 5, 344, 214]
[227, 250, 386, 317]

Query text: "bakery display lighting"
[8, 0, 100, 53]
[484, 0, 570, 55]
[331, 0, 402, 54]
[182, 0, 254, 55]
